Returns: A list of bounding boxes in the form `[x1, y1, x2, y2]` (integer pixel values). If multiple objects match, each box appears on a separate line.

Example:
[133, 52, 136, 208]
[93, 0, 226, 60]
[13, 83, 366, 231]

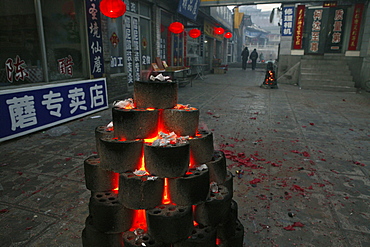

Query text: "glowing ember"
[174, 104, 197, 111]
[151, 132, 189, 147]
[162, 178, 171, 204]
[130, 209, 147, 232]
[114, 98, 134, 109]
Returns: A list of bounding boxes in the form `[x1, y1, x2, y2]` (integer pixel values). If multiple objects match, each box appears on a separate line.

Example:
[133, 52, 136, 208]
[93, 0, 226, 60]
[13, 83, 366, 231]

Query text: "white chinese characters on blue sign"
[282, 7, 295, 36]
[1, 79, 108, 142]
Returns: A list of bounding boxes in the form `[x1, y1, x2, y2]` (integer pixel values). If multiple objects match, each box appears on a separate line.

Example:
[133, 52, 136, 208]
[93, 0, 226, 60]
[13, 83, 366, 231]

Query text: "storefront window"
[42, 0, 86, 81]
[0, 1, 43, 86]
[0, 0, 88, 87]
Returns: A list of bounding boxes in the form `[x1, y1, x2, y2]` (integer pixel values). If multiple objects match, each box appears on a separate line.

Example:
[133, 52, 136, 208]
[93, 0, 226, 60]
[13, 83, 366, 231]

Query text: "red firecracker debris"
[292, 222, 305, 227]
[283, 225, 295, 231]
[0, 209, 10, 214]
[249, 178, 262, 184]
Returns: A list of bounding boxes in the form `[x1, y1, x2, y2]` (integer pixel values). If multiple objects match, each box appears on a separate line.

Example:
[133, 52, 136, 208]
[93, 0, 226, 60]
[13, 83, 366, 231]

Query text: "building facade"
[0, 0, 233, 141]
[277, 1, 370, 90]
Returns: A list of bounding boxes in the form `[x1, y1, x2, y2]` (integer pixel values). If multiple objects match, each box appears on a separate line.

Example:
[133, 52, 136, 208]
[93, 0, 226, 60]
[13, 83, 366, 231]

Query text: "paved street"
[1, 67, 369, 246]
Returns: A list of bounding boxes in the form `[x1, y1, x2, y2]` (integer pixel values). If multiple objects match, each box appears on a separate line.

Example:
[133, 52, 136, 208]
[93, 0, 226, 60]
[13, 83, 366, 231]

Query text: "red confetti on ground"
[17, 171, 23, 175]
[309, 123, 315, 126]
[292, 222, 305, 227]
[0, 209, 10, 214]
[65, 157, 72, 162]
[283, 225, 295, 231]
[249, 178, 262, 184]
[330, 169, 339, 174]
[302, 151, 310, 157]
[354, 161, 365, 166]
[290, 185, 305, 192]
[271, 162, 282, 167]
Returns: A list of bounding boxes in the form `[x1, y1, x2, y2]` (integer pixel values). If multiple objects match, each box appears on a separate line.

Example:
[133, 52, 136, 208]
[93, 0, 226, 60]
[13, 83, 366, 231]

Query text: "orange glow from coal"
[216, 238, 222, 245]
[112, 172, 120, 193]
[146, 107, 155, 111]
[144, 136, 158, 143]
[192, 205, 199, 226]
[162, 178, 172, 205]
[129, 209, 147, 232]
[136, 154, 149, 175]
[175, 104, 196, 111]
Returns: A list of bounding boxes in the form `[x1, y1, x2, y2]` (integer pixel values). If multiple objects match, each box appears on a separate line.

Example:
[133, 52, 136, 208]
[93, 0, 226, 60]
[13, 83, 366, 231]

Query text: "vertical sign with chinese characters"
[0, 79, 108, 142]
[125, 16, 134, 84]
[282, 7, 294, 36]
[132, 17, 140, 82]
[348, 3, 364, 51]
[328, 8, 345, 51]
[86, 0, 104, 78]
[309, 9, 323, 53]
[293, 5, 305, 49]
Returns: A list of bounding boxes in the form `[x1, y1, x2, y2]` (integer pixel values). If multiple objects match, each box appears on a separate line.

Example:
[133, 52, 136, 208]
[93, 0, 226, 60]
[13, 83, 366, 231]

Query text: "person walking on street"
[241, 47, 249, 70]
[249, 49, 258, 70]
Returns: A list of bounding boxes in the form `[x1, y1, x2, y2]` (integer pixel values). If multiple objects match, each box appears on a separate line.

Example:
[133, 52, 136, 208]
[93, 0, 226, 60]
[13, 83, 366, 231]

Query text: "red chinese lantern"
[169, 22, 185, 34]
[214, 27, 225, 35]
[100, 0, 126, 19]
[224, 32, 233, 39]
[188, 29, 201, 38]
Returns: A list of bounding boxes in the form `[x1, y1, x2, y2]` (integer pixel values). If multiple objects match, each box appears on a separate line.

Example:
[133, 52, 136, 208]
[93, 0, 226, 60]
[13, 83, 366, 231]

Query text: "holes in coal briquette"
[153, 210, 161, 214]
[178, 208, 185, 212]
[108, 197, 115, 200]
[142, 236, 149, 241]
[168, 206, 176, 211]
[96, 194, 103, 198]
[99, 199, 106, 202]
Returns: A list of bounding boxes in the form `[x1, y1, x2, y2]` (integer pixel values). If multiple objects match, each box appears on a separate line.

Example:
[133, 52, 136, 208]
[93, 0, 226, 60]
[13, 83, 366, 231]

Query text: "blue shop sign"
[282, 6, 295, 36]
[177, 0, 200, 21]
[0, 79, 108, 142]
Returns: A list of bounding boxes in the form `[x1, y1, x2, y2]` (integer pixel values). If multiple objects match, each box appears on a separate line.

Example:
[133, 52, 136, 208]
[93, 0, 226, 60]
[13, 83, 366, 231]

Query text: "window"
[0, 0, 87, 87]
[0, 1, 43, 85]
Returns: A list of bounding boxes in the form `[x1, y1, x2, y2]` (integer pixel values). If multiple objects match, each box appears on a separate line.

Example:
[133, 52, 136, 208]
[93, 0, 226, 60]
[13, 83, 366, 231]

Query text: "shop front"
[0, 0, 154, 141]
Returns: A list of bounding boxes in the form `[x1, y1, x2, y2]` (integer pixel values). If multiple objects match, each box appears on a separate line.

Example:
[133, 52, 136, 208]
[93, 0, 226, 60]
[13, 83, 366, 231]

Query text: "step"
[300, 79, 355, 88]
[300, 73, 353, 81]
[301, 63, 350, 71]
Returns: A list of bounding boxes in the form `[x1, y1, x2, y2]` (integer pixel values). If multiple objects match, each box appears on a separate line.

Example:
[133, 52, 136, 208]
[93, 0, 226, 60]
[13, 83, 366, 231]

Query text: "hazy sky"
[257, 4, 281, 11]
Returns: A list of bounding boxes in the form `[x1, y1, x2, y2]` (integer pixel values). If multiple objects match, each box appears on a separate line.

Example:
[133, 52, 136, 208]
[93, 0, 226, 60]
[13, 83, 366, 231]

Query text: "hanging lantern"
[214, 27, 225, 35]
[100, 0, 126, 19]
[188, 29, 201, 38]
[169, 22, 185, 34]
[224, 32, 233, 39]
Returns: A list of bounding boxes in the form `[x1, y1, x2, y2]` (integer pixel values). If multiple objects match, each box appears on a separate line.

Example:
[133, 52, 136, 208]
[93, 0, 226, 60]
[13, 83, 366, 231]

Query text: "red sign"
[348, 3, 364, 51]
[293, 5, 305, 49]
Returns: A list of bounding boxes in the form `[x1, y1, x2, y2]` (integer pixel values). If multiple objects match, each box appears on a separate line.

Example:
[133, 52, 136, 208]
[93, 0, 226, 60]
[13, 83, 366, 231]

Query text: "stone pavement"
[1, 67, 369, 247]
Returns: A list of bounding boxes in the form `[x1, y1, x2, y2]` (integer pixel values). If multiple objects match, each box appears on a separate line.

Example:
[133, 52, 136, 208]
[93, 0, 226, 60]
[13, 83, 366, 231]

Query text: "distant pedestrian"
[241, 47, 249, 70]
[249, 49, 258, 70]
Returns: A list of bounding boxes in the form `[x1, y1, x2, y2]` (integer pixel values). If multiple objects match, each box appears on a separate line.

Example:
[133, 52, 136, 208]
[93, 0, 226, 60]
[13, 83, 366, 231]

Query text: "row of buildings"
[0, 0, 244, 142]
[1, 0, 370, 141]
